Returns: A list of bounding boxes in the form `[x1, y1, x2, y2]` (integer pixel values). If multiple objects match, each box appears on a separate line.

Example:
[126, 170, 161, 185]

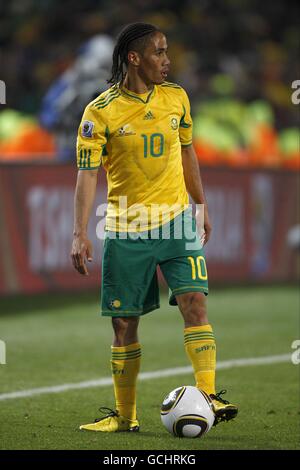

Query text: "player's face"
[138, 32, 170, 85]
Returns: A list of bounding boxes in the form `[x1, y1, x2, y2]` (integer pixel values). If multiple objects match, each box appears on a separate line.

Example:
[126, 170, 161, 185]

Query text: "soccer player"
[71, 22, 238, 432]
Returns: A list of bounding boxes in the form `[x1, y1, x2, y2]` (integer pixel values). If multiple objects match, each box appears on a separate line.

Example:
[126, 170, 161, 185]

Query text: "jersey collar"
[119, 84, 156, 104]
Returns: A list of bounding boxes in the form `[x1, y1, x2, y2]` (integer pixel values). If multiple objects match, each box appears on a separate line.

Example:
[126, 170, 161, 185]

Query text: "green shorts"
[101, 209, 209, 317]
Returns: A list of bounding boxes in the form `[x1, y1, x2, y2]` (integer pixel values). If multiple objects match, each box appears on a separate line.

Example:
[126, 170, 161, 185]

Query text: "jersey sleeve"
[179, 88, 193, 147]
[76, 104, 107, 169]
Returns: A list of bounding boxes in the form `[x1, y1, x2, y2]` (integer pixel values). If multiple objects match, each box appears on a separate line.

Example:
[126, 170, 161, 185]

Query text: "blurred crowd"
[0, 0, 299, 168]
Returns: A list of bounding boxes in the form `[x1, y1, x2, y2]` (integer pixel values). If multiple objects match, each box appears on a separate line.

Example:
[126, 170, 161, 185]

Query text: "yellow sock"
[111, 342, 141, 421]
[184, 325, 216, 395]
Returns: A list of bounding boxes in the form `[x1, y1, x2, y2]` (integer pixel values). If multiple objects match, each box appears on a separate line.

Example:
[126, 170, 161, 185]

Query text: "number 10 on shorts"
[188, 256, 207, 280]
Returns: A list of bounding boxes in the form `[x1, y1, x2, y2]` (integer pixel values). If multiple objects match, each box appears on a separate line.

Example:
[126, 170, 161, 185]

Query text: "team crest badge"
[82, 120, 94, 138]
[171, 117, 178, 130]
[110, 299, 121, 309]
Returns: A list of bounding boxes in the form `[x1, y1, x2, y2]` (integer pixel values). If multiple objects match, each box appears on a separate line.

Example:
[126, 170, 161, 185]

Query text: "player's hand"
[203, 205, 212, 245]
[195, 204, 212, 246]
[71, 234, 93, 276]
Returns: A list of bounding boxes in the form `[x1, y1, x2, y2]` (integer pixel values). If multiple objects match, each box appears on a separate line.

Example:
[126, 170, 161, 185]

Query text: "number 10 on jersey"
[141, 133, 164, 158]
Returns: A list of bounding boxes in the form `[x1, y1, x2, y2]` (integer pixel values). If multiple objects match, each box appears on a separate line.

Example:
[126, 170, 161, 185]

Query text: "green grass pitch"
[0, 286, 299, 450]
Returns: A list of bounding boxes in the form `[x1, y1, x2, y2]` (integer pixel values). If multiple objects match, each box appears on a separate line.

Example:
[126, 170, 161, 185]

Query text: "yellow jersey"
[76, 82, 193, 231]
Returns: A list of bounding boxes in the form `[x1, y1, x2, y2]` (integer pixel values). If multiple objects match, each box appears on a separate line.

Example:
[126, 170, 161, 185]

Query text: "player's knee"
[112, 316, 139, 333]
[177, 292, 208, 326]
[112, 317, 139, 343]
[186, 306, 208, 326]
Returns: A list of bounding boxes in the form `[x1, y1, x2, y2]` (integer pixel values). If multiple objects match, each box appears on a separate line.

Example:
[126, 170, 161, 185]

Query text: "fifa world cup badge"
[82, 120, 94, 138]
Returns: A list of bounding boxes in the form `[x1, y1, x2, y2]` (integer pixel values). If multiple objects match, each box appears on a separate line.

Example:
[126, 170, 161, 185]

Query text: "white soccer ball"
[161, 386, 215, 438]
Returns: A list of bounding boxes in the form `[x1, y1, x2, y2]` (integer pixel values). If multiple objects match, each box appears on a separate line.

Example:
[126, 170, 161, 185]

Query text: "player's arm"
[181, 144, 212, 245]
[71, 169, 98, 275]
[71, 103, 106, 275]
[179, 87, 212, 245]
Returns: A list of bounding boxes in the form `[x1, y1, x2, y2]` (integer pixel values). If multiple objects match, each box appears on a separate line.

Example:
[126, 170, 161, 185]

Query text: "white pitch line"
[0, 353, 291, 402]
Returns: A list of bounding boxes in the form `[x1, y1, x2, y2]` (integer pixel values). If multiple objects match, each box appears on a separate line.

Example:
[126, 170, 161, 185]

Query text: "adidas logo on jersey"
[143, 111, 155, 120]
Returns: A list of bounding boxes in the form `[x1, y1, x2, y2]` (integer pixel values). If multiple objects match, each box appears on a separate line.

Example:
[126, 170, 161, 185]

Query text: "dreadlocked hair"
[107, 22, 160, 85]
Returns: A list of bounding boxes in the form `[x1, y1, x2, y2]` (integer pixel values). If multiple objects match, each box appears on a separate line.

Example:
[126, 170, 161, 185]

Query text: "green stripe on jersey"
[161, 81, 181, 89]
[80, 149, 91, 168]
[93, 89, 120, 106]
[120, 87, 154, 104]
[94, 93, 121, 109]
[81, 149, 86, 168]
[181, 142, 193, 147]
